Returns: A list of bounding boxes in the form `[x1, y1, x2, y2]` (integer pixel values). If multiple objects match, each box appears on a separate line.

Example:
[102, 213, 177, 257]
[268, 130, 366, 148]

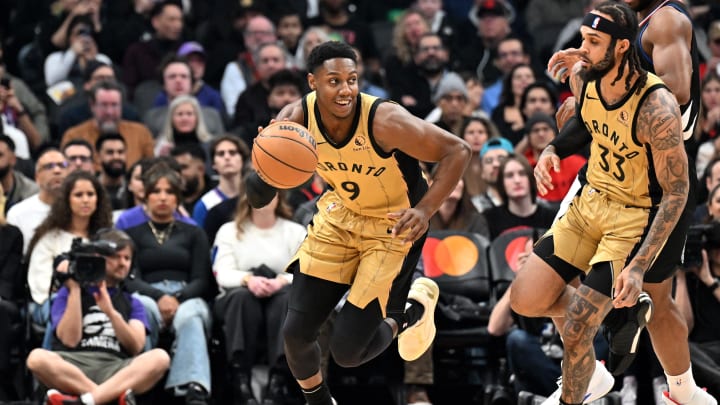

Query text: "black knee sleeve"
[534, 235, 584, 283]
[283, 268, 349, 380]
[584, 261, 613, 298]
[283, 308, 323, 380]
[330, 299, 393, 368]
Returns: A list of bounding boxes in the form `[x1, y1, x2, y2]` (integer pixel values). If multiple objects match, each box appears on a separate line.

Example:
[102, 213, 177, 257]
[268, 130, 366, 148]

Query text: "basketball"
[252, 121, 319, 189]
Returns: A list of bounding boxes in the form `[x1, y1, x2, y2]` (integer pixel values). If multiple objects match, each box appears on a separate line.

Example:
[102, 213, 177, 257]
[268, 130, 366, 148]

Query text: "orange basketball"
[252, 121, 319, 189]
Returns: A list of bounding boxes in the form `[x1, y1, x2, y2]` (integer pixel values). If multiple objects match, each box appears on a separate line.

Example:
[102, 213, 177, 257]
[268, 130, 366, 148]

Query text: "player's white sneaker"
[541, 360, 615, 405]
[662, 387, 717, 405]
[398, 277, 439, 361]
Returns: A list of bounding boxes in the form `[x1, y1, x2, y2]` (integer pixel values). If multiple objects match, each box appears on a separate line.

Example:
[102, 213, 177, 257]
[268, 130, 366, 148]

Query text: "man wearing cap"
[458, 0, 514, 86]
[513, 3, 715, 405]
[431, 72, 468, 135]
[523, 113, 585, 204]
[152, 42, 226, 119]
[472, 136, 513, 213]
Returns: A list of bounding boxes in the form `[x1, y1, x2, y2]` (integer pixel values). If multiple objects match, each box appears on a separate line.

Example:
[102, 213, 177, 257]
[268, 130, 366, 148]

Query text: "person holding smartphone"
[43, 15, 112, 89]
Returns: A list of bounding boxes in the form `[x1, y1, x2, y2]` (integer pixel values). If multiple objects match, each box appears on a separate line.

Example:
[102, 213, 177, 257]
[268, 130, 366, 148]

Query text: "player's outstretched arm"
[374, 102, 471, 242]
[614, 88, 688, 307]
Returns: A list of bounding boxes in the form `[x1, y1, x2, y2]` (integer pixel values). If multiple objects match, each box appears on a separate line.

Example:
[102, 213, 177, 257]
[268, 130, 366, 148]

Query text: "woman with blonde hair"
[384, 9, 431, 87]
[155, 95, 214, 156]
[212, 184, 306, 404]
[294, 27, 331, 72]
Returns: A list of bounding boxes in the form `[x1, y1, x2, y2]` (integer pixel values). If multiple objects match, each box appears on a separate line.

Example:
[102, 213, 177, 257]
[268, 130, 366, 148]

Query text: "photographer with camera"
[27, 171, 113, 349]
[26, 228, 170, 405]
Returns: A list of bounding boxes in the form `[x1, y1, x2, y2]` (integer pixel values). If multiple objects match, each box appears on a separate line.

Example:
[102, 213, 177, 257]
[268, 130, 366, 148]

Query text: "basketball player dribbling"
[245, 41, 471, 405]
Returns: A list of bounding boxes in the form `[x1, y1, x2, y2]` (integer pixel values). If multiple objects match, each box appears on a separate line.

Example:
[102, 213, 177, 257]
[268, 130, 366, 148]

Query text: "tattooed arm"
[613, 87, 688, 308]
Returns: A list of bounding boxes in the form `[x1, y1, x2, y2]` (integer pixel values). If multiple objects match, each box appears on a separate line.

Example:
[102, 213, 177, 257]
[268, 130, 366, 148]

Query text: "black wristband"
[245, 171, 277, 209]
[549, 115, 591, 159]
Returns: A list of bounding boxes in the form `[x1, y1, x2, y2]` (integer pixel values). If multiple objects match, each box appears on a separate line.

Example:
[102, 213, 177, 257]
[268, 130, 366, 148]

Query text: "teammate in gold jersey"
[510, 3, 713, 405]
[245, 41, 471, 405]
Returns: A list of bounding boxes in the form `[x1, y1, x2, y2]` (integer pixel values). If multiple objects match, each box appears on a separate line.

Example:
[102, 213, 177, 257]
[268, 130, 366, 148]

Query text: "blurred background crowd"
[1, 0, 720, 404]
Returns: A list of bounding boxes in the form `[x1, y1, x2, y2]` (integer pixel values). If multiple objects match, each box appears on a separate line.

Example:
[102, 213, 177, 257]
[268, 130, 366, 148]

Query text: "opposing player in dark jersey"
[245, 41, 471, 405]
[541, 0, 702, 389]
[511, 2, 715, 405]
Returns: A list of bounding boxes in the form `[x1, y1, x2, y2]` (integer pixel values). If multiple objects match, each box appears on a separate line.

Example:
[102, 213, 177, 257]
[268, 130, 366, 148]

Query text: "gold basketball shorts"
[544, 185, 659, 278]
[291, 193, 412, 315]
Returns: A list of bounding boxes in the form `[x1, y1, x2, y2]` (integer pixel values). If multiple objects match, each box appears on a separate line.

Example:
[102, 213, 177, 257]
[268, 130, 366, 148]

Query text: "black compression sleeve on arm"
[549, 115, 592, 159]
[245, 171, 277, 209]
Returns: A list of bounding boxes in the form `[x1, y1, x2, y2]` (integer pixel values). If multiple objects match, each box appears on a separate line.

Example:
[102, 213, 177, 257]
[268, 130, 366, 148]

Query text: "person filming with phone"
[43, 14, 112, 89]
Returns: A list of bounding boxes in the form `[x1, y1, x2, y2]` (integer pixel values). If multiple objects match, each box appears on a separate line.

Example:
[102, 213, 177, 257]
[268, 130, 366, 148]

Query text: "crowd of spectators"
[1, 0, 720, 404]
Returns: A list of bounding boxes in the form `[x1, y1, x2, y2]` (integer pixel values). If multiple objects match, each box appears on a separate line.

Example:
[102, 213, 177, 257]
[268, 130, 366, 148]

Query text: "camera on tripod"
[683, 222, 720, 268]
[55, 238, 117, 286]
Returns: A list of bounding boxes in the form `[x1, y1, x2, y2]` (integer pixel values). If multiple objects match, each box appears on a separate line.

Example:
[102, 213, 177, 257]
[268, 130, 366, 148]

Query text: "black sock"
[397, 299, 425, 333]
[302, 382, 333, 405]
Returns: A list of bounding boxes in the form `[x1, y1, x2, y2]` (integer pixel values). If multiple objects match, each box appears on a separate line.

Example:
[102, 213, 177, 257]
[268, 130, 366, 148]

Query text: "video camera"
[55, 238, 117, 286]
[683, 222, 720, 268]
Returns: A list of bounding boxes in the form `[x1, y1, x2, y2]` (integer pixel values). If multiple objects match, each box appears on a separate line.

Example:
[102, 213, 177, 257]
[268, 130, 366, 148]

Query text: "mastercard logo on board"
[422, 235, 479, 278]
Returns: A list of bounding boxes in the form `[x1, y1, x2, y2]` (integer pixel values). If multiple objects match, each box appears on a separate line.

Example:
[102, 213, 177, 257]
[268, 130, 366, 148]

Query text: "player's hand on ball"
[548, 48, 585, 83]
[257, 119, 278, 134]
[388, 208, 430, 243]
[535, 147, 560, 196]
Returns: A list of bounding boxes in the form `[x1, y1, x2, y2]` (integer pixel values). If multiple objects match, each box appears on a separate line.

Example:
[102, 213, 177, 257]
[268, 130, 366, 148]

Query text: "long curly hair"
[594, 1, 647, 93]
[26, 171, 113, 258]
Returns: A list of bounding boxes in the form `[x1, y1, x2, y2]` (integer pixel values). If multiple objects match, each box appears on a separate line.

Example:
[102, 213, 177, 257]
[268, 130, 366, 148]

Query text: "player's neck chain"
[148, 220, 174, 245]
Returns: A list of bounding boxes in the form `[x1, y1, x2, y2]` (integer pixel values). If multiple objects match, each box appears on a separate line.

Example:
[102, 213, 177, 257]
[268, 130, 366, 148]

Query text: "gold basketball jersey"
[303, 92, 427, 218]
[580, 73, 668, 208]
